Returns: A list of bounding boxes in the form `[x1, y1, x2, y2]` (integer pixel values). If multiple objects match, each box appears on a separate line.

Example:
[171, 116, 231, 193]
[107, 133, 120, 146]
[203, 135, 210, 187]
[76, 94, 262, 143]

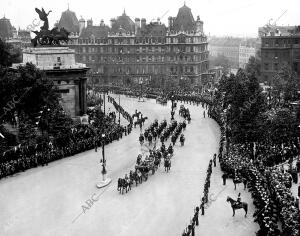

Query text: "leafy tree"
[216, 68, 266, 144]
[245, 56, 261, 79]
[263, 108, 297, 144]
[209, 54, 231, 75]
[0, 38, 21, 67]
[273, 63, 300, 103]
[0, 63, 59, 125]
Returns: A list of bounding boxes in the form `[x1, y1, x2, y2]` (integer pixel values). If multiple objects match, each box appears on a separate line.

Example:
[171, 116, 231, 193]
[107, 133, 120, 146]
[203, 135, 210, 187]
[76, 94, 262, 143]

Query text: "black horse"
[164, 158, 171, 172]
[117, 178, 131, 194]
[233, 177, 242, 190]
[226, 196, 248, 217]
[180, 136, 185, 146]
[139, 135, 144, 145]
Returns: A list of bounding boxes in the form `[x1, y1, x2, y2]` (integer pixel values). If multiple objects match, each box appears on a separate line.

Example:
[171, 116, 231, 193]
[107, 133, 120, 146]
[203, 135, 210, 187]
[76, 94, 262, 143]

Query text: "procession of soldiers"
[1, 81, 299, 236]
[118, 118, 188, 194]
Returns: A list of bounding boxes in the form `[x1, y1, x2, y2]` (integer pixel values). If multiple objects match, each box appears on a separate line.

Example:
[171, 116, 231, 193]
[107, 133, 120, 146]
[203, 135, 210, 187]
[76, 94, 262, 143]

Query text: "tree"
[216, 68, 267, 144]
[209, 54, 231, 75]
[0, 63, 59, 125]
[273, 63, 300, 104]
[263, 108, 297, 144]
[245, 56, 261, 79]
[0, 38, 21, 67]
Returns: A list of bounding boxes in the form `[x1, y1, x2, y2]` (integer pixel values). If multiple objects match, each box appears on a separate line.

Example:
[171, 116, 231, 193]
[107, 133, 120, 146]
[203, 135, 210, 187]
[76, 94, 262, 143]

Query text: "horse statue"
[49, 27, 70, 45]
[226, 196, 248, 217]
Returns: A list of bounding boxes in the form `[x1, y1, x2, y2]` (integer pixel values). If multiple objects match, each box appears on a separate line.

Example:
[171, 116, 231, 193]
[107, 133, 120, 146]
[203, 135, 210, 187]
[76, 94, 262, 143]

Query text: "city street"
[0, 95, 257, 236]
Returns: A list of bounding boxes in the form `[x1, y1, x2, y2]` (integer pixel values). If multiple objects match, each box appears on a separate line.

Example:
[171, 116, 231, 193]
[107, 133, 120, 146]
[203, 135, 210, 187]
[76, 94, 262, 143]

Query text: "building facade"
[62, 4, 208, 88]
[209, 37, 257, 69]
[260, 26, 300, 83]
[238, 44, 256, 69]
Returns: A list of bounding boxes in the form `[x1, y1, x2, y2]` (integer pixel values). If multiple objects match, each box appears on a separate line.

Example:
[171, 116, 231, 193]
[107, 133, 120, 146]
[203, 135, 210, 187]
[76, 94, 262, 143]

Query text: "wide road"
[0, 94, 220, 236]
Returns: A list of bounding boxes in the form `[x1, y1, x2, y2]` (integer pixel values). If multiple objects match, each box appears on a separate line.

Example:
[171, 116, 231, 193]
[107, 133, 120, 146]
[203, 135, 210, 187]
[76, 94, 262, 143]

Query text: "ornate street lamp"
[118, 94, 121, 125]
[171, 95, 175, 120]
[96, 133, 112, 188]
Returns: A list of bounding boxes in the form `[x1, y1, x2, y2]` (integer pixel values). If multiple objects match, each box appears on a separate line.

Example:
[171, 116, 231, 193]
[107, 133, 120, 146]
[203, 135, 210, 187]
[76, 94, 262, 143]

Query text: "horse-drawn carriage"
[135, 155, 156, 177]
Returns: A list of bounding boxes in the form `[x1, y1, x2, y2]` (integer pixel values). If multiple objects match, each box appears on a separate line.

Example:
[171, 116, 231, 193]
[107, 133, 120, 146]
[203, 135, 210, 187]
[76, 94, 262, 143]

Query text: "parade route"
[0, 95, 258, 236]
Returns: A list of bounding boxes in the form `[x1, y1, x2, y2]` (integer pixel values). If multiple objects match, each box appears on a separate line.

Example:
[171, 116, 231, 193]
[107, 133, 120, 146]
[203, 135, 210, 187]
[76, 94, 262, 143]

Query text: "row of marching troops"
[0, 106, 134, 180]
[107, 95, 133, 125]
[182, 155, 216, 236]
[118, 118, 188, 193]
[140, 119, 187, 147]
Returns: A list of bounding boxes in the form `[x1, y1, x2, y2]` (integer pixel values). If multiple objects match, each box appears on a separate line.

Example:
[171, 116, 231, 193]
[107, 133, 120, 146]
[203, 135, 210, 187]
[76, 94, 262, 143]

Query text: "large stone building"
[260, 25, 300, 83]
[59, 4, 209, 88]
[238, 41, 256, 69]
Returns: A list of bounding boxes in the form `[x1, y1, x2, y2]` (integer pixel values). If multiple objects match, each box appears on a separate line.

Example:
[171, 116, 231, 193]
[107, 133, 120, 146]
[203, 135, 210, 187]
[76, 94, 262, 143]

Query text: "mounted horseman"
[180, 134, 185, 146]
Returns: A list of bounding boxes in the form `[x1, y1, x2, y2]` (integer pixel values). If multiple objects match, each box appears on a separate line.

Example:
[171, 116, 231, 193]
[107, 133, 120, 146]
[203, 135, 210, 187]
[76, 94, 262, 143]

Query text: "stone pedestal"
[13, 46, 90, 118]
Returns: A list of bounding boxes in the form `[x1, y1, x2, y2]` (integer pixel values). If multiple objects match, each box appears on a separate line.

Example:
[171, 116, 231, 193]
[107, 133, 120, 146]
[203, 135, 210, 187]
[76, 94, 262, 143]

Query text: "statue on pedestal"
[31, 7, 70, 47]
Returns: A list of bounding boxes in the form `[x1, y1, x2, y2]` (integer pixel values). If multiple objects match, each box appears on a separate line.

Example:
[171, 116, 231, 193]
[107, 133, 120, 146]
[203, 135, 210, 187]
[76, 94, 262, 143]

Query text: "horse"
[226, 196, 248, 217]
[136, 169, 143, 183]
[139, 135, 144, 145]
[117, 178, 131, 194]
[180, 136, 185, 146]
[233, 177, 242, 190]
[50, 27, 70, 45]
[164, 158, 171, 172]
[154, 157, 161, 169]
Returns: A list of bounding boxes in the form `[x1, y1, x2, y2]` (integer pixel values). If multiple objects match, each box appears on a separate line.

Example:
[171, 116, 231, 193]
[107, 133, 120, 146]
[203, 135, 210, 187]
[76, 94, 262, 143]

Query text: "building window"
[274, 63, 279, 71]
[294, 62, 299, 72]
[264, 63, 269, 71]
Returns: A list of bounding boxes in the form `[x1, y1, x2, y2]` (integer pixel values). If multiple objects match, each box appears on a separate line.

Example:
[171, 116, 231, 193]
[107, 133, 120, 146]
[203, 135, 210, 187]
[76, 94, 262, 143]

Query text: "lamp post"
[118, 94, 121, 125]
[171, 95, 175, 120]
[96, 133, 112, 188]
[103, 90, 106, 115]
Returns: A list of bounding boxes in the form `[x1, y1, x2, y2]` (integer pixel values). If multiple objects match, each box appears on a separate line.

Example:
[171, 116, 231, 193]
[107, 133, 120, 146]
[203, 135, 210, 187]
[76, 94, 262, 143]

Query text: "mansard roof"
[0, 16, 14, 40]
[139, 22, 167, 37]
[111, 11, 135, 33]
[80, 25, 110, 38]
[57, 9, 79, 33]
[172, 3, 196, 32]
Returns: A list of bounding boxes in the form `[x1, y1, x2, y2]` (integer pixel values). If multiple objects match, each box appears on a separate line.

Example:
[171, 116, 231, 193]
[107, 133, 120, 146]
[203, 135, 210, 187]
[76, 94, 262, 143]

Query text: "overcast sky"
[1, 0, 300, 37]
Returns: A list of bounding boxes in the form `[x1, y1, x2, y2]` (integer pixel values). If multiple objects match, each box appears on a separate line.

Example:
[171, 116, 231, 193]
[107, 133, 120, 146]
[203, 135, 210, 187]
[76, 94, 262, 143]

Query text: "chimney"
[87, 18, 93, 27]
[110, 18, 116, 28]
[135, 18, 140, 34]
[79, 17, 85, 35]
[196, 16, 203, 33]
[100, 19, 104, 27]
[141, 18, 146, 28]
[168, 16, 173, 29]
